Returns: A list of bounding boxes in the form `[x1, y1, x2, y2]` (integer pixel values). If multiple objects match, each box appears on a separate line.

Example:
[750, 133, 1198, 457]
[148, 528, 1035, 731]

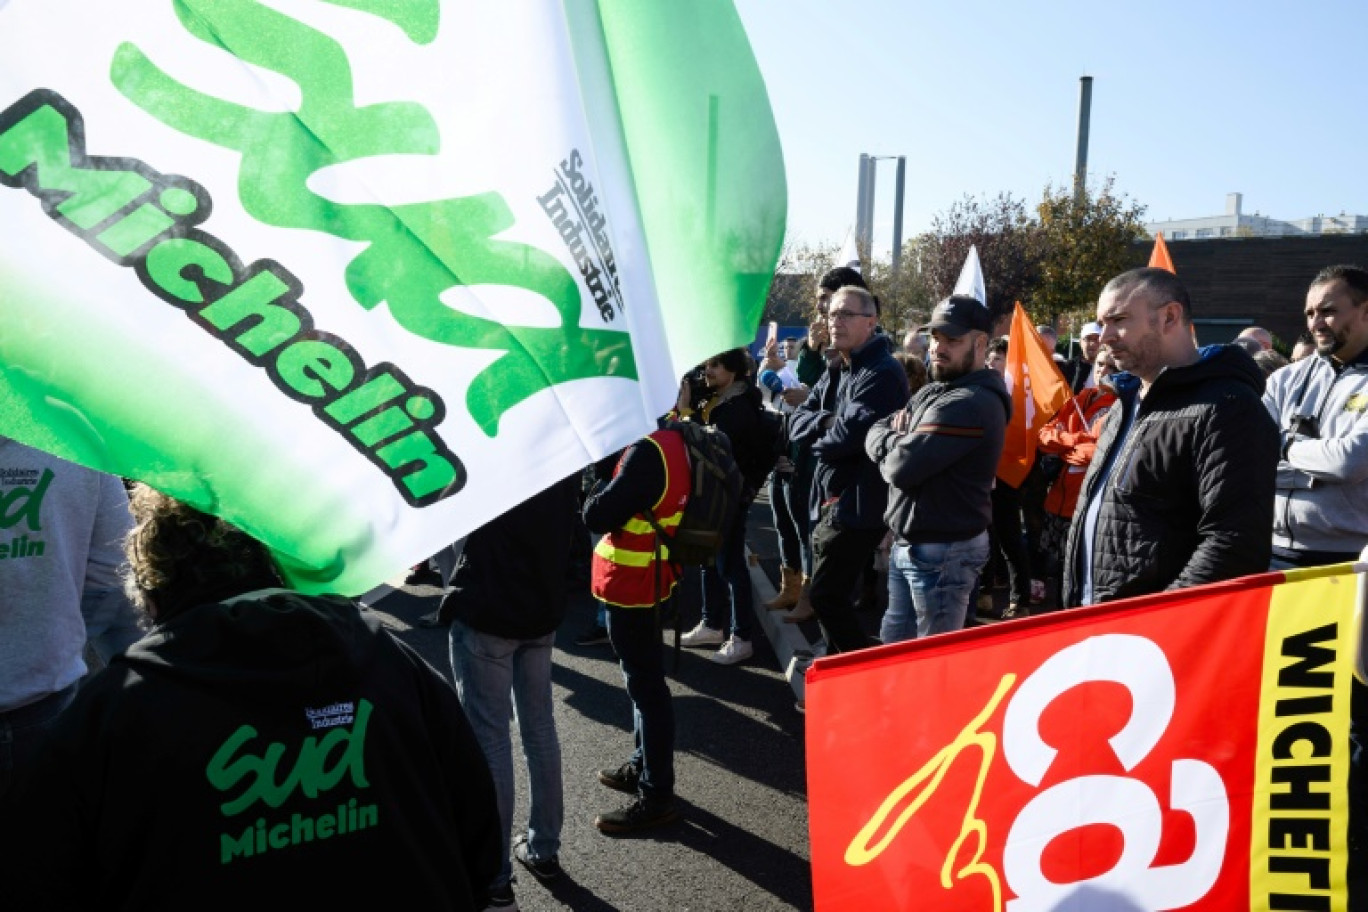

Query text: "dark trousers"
[0, 683, 77, 803]
[991, 480, 1031, 605]
[1351, 680, 1367, 910]
[605, 603, 675, 798]
[769, 470, 806, 575]
[809, 508, 882, 653]
[701, 498, 754, 641]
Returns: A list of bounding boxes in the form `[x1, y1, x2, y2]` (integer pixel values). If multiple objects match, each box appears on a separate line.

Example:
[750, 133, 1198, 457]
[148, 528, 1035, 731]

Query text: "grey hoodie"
[866, 367, 1011, 543]
[0, 438, 135, 711]
[1264, 350, 1368, 557]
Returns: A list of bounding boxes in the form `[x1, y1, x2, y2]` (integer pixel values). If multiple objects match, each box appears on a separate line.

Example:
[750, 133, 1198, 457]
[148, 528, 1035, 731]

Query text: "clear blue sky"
[733, 0, 1368, 258]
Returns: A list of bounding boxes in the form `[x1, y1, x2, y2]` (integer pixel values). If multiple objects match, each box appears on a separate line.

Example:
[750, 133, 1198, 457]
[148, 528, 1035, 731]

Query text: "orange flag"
[1149, 230, 1176, 273]
[996, 303, 1070, 487]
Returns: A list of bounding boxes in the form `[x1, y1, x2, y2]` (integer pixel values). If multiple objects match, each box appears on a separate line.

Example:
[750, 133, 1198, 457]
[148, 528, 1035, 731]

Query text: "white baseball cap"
[1081, 321, 1102, 338]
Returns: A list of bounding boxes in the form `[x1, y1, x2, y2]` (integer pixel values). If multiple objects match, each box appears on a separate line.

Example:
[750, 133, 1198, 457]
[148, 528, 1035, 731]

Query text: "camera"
[1288, 413, 1320, 439]
[682, 366, 710, 412]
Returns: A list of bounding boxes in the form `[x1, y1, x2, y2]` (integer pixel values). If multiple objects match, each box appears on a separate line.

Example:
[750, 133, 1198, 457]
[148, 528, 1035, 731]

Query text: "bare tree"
[912, 192, 1043, 323]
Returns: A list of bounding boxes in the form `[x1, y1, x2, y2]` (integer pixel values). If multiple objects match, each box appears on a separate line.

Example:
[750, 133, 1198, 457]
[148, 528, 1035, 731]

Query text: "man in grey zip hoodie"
[866, 295, 1009, 642]
[1264, 264, 1368, 567]
[1263, 264, 1368, 908]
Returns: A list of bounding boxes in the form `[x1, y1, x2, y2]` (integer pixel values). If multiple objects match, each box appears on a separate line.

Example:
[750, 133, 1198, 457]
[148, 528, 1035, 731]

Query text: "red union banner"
[806, 565, 1360, 911]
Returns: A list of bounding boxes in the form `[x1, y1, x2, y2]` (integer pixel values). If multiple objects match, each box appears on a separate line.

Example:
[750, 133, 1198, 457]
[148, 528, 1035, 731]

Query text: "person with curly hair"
[6, 485, 501, 910]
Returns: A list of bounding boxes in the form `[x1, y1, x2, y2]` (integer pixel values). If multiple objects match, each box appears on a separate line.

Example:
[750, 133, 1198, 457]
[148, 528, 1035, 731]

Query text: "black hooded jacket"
[437, 473, 580, 639]
[5, 591, 501, 911]
[1062, 344, 1279, 607]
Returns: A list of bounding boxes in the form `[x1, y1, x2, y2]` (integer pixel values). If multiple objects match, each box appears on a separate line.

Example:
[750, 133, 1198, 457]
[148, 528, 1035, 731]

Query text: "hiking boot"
[482, 881, 518, 911]
[513, 834, 564, 884]
[680, 621, 725, 647]
[595, 794, 680, 834]
[1001, 604, 1031, 621]
[764, 567, 803, 610]
[573, 624, 610, 647]
[711, 636, 753, 665]
[784, 577, 815, 623]
[597, 762, 640, 795]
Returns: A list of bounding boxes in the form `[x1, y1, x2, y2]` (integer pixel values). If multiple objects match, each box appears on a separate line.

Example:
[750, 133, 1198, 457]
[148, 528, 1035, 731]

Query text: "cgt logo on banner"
[807, 566, 1356, 911]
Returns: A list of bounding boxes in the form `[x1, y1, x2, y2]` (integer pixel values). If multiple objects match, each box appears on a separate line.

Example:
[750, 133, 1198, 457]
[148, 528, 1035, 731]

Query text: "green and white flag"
[0, 1, 785, 594]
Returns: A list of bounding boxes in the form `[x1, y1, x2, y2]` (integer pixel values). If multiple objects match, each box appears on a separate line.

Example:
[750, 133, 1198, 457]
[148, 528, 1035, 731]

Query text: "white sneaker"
[681, 622, 725, 647]
[711, 636, 753, 665]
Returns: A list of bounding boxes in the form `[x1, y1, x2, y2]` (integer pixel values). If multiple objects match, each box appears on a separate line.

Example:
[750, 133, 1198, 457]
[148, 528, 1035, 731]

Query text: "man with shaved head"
[1062, 267, 1279, 608]
[1237, 325, 1273, 351]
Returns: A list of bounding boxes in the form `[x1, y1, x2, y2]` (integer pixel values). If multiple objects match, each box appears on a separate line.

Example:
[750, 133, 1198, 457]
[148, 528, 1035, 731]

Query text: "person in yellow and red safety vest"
[583, 422, 689, 835]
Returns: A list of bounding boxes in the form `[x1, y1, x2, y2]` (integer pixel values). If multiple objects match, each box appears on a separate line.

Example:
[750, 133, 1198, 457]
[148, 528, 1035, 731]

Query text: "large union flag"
[0, 0, 785, 594]
[808, 564, 1362, 910]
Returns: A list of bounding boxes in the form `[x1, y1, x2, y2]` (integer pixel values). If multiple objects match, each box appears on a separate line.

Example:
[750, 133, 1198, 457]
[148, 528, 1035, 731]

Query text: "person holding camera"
[1264, 265, 1368, 568]
[678, 348, 773, 664]
[1061, 267, 1278, 608]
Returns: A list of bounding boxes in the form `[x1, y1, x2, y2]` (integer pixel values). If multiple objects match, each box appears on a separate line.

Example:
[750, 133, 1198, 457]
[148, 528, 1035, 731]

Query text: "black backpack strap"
[649, 530, 683, 674]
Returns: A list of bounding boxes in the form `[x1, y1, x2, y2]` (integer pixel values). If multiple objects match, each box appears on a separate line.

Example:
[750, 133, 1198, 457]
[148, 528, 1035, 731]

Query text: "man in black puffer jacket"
[1062, 267, 1280, 608]
[1056, 267, 1280, 607]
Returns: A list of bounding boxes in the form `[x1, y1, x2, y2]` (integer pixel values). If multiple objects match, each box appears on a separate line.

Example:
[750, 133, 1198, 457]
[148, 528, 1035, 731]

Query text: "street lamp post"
[854, 153, 907, 271]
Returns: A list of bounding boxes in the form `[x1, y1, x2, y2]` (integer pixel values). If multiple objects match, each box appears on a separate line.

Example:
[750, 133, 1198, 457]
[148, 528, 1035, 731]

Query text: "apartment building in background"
[1147, 193, 1368, 241]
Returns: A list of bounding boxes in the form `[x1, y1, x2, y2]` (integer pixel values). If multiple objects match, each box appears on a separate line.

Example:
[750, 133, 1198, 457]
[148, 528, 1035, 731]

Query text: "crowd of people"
[589, 260, 1367, 904]
[4, 260, 1368, 909]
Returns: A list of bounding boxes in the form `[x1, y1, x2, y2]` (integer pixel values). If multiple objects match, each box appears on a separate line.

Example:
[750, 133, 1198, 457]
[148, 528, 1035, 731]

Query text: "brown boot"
[765, 567, 803, 610]
[784, 576, 815, 623]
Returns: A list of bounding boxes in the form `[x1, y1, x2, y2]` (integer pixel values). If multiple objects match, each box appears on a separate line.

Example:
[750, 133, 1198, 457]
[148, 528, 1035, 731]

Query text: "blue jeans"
[769, 470, 807, 575]
[448, 622, 563, 889]
[700, 501, 753, 641]
[0, 683, 77, 803]
[605, 603, 674, 798]
[883, 533, 991, 644]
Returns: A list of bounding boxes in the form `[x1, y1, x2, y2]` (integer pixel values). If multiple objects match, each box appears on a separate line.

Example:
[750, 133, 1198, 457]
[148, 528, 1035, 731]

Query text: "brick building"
[1132, 234, 1368, 348]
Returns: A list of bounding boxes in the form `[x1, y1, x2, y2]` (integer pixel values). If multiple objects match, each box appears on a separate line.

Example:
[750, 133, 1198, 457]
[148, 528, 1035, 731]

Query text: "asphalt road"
[369, 514, 816, 912]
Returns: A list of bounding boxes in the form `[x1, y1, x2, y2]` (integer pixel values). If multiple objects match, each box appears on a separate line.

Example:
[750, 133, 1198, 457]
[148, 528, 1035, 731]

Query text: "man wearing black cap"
[866, 295, 1010, 641]
[788, 285, 908, 652]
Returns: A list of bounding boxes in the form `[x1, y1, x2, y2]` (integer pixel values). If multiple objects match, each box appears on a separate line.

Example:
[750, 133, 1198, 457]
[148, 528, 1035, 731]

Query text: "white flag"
[837, 229, 861, 272]
[953, 244, 987, 307]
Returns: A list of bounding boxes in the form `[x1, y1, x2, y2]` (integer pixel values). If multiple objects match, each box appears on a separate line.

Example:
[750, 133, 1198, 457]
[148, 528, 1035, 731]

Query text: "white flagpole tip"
[953, 245, 987, 308]
[837, 229, 861, 272]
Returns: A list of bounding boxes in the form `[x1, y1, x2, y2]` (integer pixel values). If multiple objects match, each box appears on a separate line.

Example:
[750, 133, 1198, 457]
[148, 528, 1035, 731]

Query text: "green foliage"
[762, 241, 835, 326]
[1034, 177, 1148, 332]
[766, 177, 1147, 345]
[865, 249, 936, 337]
[762, 239, 935, 339]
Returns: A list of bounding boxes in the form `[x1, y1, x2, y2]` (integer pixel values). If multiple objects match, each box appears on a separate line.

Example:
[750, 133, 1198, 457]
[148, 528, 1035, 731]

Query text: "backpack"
[645, 419, 744, 569]
[752, 407, 785, 481]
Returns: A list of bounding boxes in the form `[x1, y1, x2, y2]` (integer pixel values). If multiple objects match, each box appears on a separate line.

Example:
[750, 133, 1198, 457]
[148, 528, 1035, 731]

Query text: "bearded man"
[865, 294, 1010, 640]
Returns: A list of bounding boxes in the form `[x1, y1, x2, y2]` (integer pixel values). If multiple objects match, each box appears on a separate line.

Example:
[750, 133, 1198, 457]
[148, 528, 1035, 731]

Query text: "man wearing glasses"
[788, 286, 908, 653]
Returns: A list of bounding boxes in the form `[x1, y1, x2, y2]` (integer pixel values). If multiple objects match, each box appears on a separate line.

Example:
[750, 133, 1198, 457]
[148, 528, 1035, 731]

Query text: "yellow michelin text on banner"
[1251, 571, 1355, 911]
